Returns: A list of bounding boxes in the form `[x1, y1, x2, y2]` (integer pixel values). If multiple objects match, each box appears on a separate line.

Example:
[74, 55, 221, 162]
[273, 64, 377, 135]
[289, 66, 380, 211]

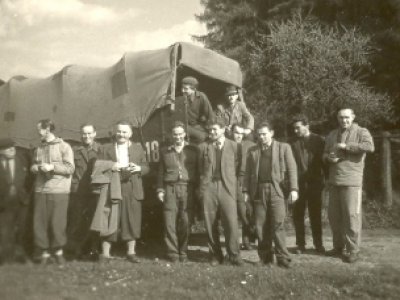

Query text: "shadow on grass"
[135, 233, 211, 262]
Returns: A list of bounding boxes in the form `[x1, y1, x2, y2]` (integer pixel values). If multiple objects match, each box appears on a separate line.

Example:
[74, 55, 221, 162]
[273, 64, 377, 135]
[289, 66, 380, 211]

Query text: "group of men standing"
[0, 76, 374, 268]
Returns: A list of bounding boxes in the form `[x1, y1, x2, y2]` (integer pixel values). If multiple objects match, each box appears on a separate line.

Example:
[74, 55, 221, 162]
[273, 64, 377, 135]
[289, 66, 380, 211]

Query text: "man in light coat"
[323, 107, 374, 263]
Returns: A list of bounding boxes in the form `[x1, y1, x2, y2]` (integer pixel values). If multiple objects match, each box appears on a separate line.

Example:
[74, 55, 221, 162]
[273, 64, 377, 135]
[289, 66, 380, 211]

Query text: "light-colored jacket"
[323, 123, 374, 187]
[31, 137, 74, 194]
[216, 101, 254, 130]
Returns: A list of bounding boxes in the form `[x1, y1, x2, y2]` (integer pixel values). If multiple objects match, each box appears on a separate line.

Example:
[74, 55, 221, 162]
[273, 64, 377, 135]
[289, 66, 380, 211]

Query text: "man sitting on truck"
[216, 85, 254, 141]
[174, 76, 214, 143]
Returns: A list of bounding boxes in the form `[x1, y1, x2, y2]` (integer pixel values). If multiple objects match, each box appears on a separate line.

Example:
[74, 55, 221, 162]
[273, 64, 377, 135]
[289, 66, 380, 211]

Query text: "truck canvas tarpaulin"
[0, 42, 242, 149]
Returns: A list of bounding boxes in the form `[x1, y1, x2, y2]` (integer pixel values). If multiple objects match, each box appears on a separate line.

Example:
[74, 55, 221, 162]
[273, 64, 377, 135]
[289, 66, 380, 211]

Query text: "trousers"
[163, 183, 194, 259]
[203, 180, 240, 260]
[33, 193, 69, 251]
[328, 185, 362, 253]
[292, 180, 323, 248]
[254, 183, 290, 262]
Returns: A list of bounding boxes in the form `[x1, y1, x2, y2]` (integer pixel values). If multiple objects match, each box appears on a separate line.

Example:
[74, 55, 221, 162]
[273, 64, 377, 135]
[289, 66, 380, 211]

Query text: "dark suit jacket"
[99, 142, 150, 200]
[198, 139, 241, 198]
[157, 143, 199, 192]
[0, 153, 31, 208]
[244, 140, 298, 200]
[290, 133, 327, 185]
[71, 141, 101, 194]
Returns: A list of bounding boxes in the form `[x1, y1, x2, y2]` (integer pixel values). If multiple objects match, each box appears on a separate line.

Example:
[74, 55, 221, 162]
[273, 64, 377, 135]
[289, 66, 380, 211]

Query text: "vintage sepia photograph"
[0, 1, 399, 299]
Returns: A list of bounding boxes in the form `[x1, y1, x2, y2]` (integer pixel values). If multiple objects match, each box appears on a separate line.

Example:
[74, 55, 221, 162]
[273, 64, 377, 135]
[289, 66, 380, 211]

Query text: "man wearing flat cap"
[0, 138, 32, 264]
[174, 76, 214, 143]
[216, 85, 254, 141]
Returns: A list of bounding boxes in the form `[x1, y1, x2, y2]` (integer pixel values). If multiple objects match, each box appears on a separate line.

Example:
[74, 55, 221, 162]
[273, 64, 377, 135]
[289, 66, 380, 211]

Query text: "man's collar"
[115, 141, 131, 147]
[214, 136, 226, 147]
[168, 141, 188, 151]
[228, 101, 238, 110]
[261, 139, 273, 149]
[78, 141, 100, 152]
[42, 136, 57, 145]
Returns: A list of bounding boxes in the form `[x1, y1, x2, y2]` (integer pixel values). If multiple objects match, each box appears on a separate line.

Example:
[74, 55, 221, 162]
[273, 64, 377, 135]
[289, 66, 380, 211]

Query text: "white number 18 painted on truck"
[144, 140, 160, 162]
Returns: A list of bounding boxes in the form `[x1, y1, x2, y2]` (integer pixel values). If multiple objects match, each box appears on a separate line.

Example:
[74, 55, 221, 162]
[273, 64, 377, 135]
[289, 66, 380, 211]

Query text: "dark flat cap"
[182, 76, 198, 87]
[0, 138, 15, 150]
[171, 121, 186, 131]
[225, 85, 239, 96]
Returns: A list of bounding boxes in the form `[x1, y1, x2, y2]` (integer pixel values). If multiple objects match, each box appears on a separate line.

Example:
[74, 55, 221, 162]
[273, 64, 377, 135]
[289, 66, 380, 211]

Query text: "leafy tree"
[195, 1, 398, 132]
[248, 19, 395, 134]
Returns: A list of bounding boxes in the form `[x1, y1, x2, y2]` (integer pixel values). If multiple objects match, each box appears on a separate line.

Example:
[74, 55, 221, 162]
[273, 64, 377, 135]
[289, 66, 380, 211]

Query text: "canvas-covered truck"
[0, 41, 243, 241]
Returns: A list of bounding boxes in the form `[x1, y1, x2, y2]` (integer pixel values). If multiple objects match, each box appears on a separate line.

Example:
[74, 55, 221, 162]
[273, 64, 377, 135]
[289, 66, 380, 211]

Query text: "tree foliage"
[249, 19, 394, 133]
[195, 0, 399, 132]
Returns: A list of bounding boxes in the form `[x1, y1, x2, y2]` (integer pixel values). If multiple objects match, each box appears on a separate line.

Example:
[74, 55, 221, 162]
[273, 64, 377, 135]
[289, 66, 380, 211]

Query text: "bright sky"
[0, 0, 207, 81]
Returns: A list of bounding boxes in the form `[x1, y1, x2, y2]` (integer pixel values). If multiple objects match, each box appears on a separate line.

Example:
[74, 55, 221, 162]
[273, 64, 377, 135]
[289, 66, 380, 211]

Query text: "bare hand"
[157, 191, 165, 202]
[289, 191, 298, 203]
[112, 162, 123, 172]
[243, 192, 249, 203]
[336, 143, 346, 150]
[327, 153, 339, 163]
[31, 164, 40, 173]
[128, 163, 141, 173]
[40, 163, 54, 173]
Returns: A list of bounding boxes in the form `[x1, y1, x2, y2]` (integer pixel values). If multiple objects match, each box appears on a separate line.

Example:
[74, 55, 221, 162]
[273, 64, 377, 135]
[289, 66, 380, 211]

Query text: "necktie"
[215, 141, 221, 149]
[6, 159, 13, 184]
[301, 138, 309, 170]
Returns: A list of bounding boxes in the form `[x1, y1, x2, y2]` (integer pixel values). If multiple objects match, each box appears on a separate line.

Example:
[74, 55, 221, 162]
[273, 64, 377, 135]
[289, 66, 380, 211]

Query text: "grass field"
[0, 229, 399, 300]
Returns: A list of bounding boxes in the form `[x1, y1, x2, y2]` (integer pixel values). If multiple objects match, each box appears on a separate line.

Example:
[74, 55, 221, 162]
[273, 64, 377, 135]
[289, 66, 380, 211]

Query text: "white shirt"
[115, 142, 129, 167]
[214, 136, 226, 149]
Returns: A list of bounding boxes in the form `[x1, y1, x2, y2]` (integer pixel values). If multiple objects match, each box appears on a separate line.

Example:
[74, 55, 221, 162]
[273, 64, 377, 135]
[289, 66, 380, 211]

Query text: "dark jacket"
[157, 143, 199, 193]
[99, 142, 150, 200]
[90, 160, 122, 236]
[71, 142, 100, 194]
[244, 140, 298, 200]
[174, 91, 214, 127]
[0, 153, 31, 208]
[198, 138, 241, 198]
[290, 133, 327, 185]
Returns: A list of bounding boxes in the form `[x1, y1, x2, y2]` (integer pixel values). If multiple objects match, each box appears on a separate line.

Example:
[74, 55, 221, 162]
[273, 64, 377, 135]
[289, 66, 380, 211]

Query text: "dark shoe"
[168, 256, 179, 263]
[255, 259, 272, 267]
[295, 246, 306, 254]
[277, 259, 291, 269]
[15, 254, 28, 264]
[98, 254, 111, 264]
[83, 251, 99, 262]
[39, 256, 51, 266]
[55, 255, 66, 265]
[315, 245, 326, 254]
[230, 256, 244, 266]
[210, 257, 220, 266]
[127, 254, 141, 263]
[241, 243, 253, 251]
[179, 256, 188, 263]
[344, 252, 360, 264]
[325, 248, 343, 258]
